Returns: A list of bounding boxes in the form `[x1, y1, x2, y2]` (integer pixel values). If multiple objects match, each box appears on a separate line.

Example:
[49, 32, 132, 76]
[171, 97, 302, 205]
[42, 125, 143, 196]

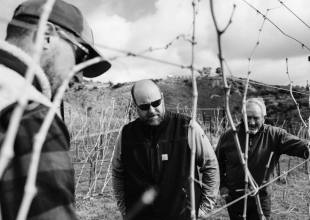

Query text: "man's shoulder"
[262, 124, 285, 135]
[0, 103, 65, 134]
[123, 118, 140, 128]
[0, 103, 18, 130]
[0, 104, 70, 152]
[221, 127, 235, 137]
[1, 103, 48, 121]
[216, 127, 236, 149]
[166, 111, 191, 123]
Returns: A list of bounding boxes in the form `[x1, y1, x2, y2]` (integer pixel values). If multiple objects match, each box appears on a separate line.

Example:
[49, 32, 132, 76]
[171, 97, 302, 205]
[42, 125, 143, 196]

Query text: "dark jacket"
[121, 112, 201, 220]
[216, 123, 309, 192]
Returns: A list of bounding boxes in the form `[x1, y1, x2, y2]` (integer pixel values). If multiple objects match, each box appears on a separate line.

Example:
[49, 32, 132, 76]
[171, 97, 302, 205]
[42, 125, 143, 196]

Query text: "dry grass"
[66, 101, 310, 220]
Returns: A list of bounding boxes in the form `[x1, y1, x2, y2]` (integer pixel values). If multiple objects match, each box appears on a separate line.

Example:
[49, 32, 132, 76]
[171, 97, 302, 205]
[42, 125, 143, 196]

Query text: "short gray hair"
[246, 97, 266, 116]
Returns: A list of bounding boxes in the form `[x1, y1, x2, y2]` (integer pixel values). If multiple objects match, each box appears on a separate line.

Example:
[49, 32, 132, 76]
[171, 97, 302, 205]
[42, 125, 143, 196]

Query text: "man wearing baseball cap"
[0, 0, 111, 219]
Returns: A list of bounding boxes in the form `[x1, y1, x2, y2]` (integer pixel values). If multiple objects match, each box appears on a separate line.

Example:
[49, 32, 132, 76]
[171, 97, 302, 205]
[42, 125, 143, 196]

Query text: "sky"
[1, 0, 310, 86]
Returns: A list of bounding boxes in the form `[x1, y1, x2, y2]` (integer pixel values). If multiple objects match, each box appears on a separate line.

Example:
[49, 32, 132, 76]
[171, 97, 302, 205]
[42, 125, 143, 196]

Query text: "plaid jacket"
[0, 103, 77, 220]
[0, 48, 77, 219]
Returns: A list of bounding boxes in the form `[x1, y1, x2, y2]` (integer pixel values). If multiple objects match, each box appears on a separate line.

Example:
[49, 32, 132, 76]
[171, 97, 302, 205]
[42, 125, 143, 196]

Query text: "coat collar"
[0, 49, 52, 112]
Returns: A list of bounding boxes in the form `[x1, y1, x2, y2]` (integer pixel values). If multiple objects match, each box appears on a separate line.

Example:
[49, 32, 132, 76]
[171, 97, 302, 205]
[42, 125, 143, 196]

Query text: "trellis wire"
[137, 34, 192, 55]
[1, 12, 310, 95]
[277, 0, 310, 29]
[240, 0, 310, 51]
[206, 1, 310, 219]
[200, 154, 310, 219]
[0, 0, 309, 219]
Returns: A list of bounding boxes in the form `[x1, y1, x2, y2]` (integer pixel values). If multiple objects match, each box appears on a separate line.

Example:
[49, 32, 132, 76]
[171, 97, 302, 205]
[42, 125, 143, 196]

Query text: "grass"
[74, 157, 310, 219]
[65, 93, 310, 220]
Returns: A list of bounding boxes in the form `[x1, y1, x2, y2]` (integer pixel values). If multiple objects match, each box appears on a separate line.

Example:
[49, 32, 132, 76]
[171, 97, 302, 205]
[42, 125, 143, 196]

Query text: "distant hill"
[65, 76, 310, 132]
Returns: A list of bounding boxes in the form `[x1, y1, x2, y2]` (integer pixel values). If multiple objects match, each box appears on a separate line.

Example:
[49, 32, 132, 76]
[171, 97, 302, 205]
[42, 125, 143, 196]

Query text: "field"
[63, 93, 310, 220]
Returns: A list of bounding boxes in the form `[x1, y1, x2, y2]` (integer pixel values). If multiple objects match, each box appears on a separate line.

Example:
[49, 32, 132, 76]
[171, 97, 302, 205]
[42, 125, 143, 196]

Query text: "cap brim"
[81, 44, 111, 78]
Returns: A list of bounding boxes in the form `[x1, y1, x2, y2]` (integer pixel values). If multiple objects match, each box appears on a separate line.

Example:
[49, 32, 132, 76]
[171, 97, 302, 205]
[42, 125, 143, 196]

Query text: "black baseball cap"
[12, 0, 111, 78]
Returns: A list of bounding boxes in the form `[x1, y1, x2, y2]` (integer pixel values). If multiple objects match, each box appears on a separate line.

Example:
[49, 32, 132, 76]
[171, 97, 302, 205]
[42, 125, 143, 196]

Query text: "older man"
[112, 79, 219, 220]
[216, 97, 309, 220]
[0, 0, 110, 219]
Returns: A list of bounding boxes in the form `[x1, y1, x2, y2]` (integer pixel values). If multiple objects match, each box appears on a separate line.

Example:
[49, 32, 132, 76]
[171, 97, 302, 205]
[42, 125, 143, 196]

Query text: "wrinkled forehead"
[246, 102, 264, 117]
[134, 83, 161, 105]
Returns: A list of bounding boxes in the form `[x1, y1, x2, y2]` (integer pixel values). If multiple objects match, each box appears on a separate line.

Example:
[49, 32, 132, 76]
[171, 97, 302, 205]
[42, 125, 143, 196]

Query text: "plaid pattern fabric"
[0, 104, 77, 220]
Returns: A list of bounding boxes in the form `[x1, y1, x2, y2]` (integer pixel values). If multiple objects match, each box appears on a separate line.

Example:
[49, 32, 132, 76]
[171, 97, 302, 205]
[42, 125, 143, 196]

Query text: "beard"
[248, 123, 263, 135]
[248, 127, 259, 135]
[143, 114, 164, 126]
[140, 108, 165, 126]
[41, 56, 58, 97]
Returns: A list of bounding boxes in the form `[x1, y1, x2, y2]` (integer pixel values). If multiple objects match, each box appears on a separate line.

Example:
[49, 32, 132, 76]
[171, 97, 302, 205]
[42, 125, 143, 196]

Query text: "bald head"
[132, 80, 162, 105]
[132, 79, 165, 126]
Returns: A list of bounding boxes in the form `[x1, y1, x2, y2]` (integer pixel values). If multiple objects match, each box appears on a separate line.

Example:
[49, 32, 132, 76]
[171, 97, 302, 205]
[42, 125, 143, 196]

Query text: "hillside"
[65, 76, 310, 132]
[65, 76, 310, 220]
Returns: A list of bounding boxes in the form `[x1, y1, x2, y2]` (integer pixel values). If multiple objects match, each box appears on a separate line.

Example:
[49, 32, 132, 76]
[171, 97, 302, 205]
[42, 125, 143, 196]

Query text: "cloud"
[1, 0, 309, 85]
[228, 55, 310, 85]
[90, 0, 202, 83]
[0, 0, 24, 39]
[89, 0, 310, 85]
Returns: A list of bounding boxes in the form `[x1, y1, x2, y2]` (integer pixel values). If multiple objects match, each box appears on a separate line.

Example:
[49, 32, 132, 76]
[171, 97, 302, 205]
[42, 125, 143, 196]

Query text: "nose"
[148, 105, 156, 114]
[248, 117, 255, 125]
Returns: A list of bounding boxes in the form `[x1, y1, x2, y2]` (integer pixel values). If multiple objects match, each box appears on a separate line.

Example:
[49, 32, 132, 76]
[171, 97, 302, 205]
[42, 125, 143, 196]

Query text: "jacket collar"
[0, 49, 52, 111]
[238, 121, 265, 135]
[0, 49, 45, 91]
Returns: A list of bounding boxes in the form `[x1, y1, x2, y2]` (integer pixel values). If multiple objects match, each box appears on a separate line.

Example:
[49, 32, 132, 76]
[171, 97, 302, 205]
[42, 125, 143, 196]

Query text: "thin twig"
[15, 1, 57, 219]
[210, 0, 258, 192]
[247, 8, 270, 74]
[242, 73, 250, 219]
[285, 58, 308, 128]
[277, 0, 310, 29]
[88, 100, 116, 196]
[222, 5, 236, 33]
[210, 1, 268, 219]
[189, 0, 198, 219]
[228, 75, 309, 96]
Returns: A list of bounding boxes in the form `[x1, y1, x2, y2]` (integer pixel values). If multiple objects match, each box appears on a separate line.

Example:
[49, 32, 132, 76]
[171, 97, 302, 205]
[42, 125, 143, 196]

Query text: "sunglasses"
[137, 98, 162, 111]
[56, 28, 89, 64]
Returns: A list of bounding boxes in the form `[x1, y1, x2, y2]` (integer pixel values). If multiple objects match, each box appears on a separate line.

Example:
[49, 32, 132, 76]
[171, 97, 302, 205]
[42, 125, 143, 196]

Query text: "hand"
[198, 207, 209, 219]
[220, 187, 230, 199]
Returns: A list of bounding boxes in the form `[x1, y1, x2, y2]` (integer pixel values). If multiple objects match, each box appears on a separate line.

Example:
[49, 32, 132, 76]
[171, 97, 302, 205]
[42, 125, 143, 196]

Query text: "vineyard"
[65, 79, 310, 219]
[1, 0, 310, 219]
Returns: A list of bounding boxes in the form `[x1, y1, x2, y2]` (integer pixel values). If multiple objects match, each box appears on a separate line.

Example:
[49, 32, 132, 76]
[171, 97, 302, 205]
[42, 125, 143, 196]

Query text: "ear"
[40, 22, 57, 50]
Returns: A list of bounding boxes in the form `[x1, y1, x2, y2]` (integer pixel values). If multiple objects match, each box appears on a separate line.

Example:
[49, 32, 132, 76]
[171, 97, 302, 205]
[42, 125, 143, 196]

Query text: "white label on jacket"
[162, 154, 168, 161]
